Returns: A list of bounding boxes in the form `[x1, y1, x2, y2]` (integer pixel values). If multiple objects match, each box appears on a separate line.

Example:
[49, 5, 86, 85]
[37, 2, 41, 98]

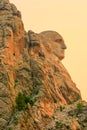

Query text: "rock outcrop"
[0, 0, 87, 130]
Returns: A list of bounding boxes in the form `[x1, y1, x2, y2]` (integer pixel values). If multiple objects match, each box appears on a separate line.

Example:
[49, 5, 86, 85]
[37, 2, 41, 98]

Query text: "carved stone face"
[40, 31, 67, 60]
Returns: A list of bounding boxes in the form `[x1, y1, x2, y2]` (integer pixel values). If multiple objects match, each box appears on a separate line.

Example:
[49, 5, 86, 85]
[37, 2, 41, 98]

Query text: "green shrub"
[55, 121, 63, 128]
[14, 80, 19, 88]
[8, 128, 12, 130]
[53, 98, 57, 103]
[24, 95, 35, 106]
[59, 106, 64, 112]
[75, 94, 81, 100]
[13, 114, 18, 125]
[73, 94, 81, 103]
[76, 102, 83, 115]
[16, 92, 26, 111]
[16, 92, 35, 111]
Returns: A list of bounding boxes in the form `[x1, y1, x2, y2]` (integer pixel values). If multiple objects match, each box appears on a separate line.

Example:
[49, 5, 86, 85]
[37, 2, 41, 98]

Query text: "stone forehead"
[40, 31, 63, 41]
[0, 0, 9, 4]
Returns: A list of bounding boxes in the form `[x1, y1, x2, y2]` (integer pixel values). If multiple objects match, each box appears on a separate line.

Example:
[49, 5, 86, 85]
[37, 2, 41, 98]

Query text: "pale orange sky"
[10, 0, 87, 101]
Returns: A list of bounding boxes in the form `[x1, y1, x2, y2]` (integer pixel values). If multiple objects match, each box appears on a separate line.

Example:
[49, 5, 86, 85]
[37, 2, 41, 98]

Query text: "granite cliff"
[0, 0, 87, 130]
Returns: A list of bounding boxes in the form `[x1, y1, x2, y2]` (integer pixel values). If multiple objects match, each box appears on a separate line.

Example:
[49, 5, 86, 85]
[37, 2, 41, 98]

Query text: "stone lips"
[0, 0, 87, 130]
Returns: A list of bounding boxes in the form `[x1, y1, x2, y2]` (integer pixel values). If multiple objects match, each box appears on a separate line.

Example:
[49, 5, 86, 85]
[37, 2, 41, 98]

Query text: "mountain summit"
[0, 1, 87, 130]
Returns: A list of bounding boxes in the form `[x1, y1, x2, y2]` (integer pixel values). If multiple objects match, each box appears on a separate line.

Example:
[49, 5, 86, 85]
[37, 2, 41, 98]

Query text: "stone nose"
[61, 42, 67, 49]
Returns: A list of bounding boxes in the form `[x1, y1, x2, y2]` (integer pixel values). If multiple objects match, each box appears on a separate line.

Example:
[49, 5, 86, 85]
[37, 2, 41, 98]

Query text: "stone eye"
[55, 39, 62, 43]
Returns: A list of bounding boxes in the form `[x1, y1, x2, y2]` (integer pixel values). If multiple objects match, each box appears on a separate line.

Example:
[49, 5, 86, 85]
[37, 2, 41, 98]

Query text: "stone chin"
[59, 54, 65, 60]
[53, 52, 65, 60]
[59, 56, 64, 60]
[58, 52, 65, 60]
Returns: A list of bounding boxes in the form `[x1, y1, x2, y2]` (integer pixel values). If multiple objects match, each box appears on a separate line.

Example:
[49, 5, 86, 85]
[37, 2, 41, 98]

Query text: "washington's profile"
[0, 0, 87, 130]
[39, 31, 67, 60]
